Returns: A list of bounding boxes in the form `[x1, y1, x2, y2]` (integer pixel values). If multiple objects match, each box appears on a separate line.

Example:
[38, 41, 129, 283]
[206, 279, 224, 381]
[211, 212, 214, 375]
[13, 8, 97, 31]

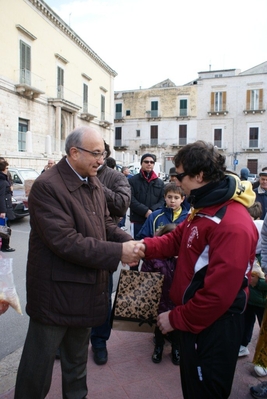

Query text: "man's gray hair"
[65, 127, 87, 155]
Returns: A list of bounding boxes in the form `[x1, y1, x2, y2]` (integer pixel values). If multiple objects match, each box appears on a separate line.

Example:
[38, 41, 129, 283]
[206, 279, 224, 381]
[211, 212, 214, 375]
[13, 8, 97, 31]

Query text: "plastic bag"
[0, 258, 22, 315]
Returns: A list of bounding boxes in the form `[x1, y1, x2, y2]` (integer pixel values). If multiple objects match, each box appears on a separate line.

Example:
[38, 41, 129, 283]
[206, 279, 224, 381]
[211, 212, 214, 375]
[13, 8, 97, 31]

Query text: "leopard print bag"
[111, 269, 164, 333]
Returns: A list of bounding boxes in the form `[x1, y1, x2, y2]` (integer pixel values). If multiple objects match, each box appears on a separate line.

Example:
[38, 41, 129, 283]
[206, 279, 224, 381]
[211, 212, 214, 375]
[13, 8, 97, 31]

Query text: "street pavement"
[0, 317, 265, 399]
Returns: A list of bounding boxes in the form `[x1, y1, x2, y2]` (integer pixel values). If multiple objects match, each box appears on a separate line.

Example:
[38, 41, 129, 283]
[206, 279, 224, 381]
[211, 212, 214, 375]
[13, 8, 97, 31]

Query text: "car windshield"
[20, 170, 39, 180]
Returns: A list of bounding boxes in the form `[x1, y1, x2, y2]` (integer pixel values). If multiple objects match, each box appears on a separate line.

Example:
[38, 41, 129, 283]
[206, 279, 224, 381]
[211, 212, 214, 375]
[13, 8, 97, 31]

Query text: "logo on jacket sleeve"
[187, 226, 199, 248]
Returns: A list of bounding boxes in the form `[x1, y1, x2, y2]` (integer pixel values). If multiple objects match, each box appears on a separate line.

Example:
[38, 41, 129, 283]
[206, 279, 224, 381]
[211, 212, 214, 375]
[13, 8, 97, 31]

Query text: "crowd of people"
[1, 131, 267, 399]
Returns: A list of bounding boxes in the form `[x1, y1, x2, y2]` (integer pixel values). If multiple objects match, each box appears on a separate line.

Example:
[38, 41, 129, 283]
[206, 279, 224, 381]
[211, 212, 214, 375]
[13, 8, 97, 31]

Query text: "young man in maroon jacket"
[135, 141, 258, 399]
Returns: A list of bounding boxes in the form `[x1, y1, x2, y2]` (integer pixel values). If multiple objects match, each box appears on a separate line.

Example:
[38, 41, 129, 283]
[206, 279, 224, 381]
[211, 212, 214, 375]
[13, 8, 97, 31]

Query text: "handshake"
[121, 240, 146, 267]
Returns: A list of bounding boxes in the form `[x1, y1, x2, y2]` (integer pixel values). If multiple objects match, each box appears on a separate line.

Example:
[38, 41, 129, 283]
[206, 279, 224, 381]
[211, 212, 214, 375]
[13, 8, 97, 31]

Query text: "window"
[150, 125, 158, 145]
[101, 95, 105, 120]
[83, 83, 88, 113]
[214, 128, 222, 148]
[249, 127, 259, 147]
[136, 129, 140, 137]
[18, 118, 28, 152]
[151, 101, 158, 117]
[179, 125, 187, 145]
[210, 91, 226, 112]
[246, 89, 263, 111]
[115, 103, 122, 119]
[126, 110, 130, 116]
[57, 66, 64, 98]
[20, 40, 31, 85]
[180, 99, 187, 116]
[115, 127, 122, 146]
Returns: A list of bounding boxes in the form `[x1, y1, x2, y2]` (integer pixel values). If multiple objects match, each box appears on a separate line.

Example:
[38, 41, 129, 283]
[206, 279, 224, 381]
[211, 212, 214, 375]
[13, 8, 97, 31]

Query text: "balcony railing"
[150, 139, 158, 146]
[56, 85, 81, 106]
[180, 109, 187, 117]
[15, 69, 45, 98]
[115, 112, 123, 119]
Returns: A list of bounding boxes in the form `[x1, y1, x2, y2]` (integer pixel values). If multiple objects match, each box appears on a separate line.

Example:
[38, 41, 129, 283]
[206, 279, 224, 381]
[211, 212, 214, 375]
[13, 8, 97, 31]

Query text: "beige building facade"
[114, 79, 198, 172]
[114, 63, 267, 175]
[0, 0, 116, 172]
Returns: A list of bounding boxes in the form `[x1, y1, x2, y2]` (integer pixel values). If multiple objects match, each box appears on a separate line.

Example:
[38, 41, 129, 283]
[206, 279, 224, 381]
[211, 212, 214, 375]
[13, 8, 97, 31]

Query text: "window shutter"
[246, 90, 250, 110]
[222, 91, 226, 111]
[259, 89, 263, 109]
[211, 92, 215, 112]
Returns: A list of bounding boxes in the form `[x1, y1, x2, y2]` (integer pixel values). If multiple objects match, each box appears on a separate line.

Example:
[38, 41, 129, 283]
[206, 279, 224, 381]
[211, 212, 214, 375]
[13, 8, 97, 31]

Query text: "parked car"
[8, 168, 39, 219]
[11, 196, 29, 220]
[9, 168, 39, 191]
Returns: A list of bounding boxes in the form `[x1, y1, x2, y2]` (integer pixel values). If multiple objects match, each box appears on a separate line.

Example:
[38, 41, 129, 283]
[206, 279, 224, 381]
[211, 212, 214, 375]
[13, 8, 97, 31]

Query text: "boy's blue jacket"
[137, 203, 188, 239]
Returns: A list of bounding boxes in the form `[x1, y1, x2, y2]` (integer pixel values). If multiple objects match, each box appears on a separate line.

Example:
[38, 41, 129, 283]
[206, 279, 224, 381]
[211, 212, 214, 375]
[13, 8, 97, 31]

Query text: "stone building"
[0, 0, 116, 172]
[114, 63, 267, 174]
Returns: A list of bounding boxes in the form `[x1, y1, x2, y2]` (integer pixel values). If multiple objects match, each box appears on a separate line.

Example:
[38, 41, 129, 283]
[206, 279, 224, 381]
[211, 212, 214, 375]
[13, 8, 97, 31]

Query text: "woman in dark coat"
[0, 159, 15, 252]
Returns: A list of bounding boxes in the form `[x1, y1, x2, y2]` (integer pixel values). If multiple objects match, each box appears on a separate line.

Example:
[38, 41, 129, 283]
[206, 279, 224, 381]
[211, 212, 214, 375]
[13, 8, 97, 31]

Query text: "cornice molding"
[27, 0, 117, 77]
[16, 24, 37, 40]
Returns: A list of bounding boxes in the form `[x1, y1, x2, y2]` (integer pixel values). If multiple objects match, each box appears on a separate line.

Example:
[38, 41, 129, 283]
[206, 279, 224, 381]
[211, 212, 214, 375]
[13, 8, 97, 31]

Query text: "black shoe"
[92, 347, 108, 365]
[2, 247, 15, 252]
[152, 346, 163, 363]
[171, 348, 180, 366]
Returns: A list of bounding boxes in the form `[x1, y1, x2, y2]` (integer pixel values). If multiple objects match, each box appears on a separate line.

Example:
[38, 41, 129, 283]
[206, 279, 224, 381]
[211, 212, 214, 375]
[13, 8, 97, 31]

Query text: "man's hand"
[133, 241, 146, 258]
[157, 311, 174, 334]
[145, 210, 152, 218]
[121, 241, 141, 266]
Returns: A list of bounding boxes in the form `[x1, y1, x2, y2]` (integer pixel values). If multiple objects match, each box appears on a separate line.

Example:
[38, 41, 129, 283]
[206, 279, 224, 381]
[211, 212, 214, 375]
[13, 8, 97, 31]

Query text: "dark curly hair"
[173, 140, 226, 182]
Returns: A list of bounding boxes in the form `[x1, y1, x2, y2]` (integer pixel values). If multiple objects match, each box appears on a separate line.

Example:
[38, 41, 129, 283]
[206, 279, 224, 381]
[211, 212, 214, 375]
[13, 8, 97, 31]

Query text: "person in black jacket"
[129, 153, 165, 241]
[0, 159, 15, 252]
[254, 171, 267, 219]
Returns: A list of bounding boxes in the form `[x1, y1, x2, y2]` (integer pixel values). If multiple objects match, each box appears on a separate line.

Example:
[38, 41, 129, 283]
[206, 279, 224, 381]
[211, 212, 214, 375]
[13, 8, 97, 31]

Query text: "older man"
[14, 126, 139, 399]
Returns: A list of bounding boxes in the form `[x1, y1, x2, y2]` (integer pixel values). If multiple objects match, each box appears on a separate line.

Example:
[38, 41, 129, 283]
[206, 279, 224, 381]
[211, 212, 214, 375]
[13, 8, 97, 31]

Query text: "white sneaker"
[254, 365, 267, 377]
[238, 345, 250, 357]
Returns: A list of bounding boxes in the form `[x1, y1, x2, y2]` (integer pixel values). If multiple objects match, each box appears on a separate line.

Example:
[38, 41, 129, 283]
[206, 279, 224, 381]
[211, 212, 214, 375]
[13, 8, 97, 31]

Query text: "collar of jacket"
[140, 169, 158, 183]
[0, 172, 8, 181]
[58, 157, 100, 193]
[188, 174, 255, 209]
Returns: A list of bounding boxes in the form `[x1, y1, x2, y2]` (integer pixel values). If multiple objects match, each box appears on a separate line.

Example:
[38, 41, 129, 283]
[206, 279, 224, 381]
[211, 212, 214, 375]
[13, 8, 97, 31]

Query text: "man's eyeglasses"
[76, 147, 107, 160]
[176, 172, 187, 182]
[143, 160, 155, 164]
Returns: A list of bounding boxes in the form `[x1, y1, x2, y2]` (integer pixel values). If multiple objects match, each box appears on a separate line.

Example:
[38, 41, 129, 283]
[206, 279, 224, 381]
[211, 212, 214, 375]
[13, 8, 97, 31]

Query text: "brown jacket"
[26, 157, 132, 327]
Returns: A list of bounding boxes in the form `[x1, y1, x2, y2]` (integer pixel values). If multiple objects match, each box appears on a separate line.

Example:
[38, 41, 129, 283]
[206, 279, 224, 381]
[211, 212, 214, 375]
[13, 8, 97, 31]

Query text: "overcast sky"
[45, 0, 267, 91]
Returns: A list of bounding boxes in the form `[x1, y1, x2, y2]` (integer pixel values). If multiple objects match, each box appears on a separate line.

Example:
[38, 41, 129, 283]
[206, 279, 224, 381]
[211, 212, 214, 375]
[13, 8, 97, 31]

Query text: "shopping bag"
[111, 269, 164, 333]
[0, 223, 11, 240]
[0, 258, 22, 314]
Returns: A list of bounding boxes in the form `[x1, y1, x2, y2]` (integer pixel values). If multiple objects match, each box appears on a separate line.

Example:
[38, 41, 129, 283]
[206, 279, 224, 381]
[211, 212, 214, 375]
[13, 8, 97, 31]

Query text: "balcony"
[146, 110, 161, 120]
[208, 110, 228, 116]
[242, 140, 264, 151]
[243, 109, 265, 115]
[15, 69, 45, 99]
[80, 103, 97, 121]
[48, 85, 81, 112]
[114, 112, 124, 122]
[114, 140, 128, 151]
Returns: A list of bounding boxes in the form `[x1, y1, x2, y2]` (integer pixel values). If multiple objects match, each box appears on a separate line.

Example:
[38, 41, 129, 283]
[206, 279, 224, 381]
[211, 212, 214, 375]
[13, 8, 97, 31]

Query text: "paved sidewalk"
[0, 323, 266, 399]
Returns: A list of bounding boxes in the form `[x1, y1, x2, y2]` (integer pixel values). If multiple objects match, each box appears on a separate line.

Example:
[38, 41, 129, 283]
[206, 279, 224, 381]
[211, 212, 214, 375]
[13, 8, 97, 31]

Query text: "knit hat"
[240, 167, 250, 180]
[140, 153, 156, 164]
[169, 167, 178, 176]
